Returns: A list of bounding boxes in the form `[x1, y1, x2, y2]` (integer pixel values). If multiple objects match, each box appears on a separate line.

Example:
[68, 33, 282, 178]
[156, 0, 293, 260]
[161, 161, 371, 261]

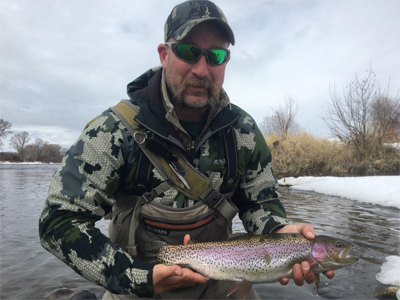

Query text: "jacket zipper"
[194, 114, 241, 153]
[135, 114, 240, 157]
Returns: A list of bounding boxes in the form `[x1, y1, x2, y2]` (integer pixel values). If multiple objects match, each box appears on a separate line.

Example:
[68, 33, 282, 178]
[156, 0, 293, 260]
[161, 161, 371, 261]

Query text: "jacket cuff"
[262, 218, 290, 234]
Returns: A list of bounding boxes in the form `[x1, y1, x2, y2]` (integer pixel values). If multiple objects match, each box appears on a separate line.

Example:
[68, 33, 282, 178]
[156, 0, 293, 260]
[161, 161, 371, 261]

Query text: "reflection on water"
[1, 164, 399, 299]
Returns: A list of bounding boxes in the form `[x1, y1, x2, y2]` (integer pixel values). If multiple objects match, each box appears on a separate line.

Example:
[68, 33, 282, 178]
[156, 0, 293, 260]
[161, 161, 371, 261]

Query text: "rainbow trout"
[151, 233, 358, 299]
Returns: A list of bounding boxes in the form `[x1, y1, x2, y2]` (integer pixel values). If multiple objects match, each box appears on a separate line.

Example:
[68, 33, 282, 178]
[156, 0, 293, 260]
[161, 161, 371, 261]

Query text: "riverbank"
[279, 176, 400, 209]
[265, 132, 400, 178]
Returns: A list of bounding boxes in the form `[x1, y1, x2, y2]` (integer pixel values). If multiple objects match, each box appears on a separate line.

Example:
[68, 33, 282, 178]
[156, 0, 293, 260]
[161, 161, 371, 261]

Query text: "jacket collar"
[127, 68, 240, 139]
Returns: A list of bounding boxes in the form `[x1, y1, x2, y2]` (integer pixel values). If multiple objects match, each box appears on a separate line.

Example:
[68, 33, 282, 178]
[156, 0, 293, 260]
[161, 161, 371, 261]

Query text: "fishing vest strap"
[132, 151, 152, 195]
[220, 126, 237, 194]
[109, 100, 237, 209]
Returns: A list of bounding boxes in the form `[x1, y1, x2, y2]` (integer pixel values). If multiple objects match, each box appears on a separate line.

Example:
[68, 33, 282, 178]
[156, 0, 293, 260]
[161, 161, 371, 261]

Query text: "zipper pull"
[190, 140, 196, 159]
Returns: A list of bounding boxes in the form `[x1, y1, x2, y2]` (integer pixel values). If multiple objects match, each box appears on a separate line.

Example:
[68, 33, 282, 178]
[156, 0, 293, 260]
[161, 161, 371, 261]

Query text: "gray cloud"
[1, 0, 399, 152]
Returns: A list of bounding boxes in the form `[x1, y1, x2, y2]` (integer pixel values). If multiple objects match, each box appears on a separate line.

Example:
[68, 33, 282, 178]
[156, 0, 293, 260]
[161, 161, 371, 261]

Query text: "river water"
[0, 164, 399, 299]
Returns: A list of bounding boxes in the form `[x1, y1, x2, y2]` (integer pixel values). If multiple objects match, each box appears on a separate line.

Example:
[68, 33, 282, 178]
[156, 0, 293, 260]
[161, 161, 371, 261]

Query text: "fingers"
[296, 224, 315, 240]
[183, 234, 191, 245]
[273, 223, 315, 240]
[279, 277, 289, 285]
[281, 267, 335, 288]
[291, 262, 316, 286]
[153, 264, 208, 295]
[292, 263, 304, 286]
[181, 267, 208, 284]
[301, 262, 315, 284]
[324, 270, 335, 279]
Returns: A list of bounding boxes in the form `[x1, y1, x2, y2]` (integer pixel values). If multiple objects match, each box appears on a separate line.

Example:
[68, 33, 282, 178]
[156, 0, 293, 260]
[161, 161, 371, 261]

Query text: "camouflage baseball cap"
[164, 0, 235, 45]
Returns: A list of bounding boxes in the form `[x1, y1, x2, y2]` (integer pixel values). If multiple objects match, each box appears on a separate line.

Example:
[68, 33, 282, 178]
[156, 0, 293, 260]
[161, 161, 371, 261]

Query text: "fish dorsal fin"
[227, 233, 257, 241]
[187, 240, 200, 245]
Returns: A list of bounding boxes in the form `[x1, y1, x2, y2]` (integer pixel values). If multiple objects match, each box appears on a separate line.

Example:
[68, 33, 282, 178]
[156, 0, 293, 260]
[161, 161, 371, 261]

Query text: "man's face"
[159, 22, 230, 109]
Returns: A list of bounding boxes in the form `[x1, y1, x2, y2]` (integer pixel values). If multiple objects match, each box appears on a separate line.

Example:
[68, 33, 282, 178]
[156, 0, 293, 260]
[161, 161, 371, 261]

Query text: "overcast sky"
[1, 0, 399, 152]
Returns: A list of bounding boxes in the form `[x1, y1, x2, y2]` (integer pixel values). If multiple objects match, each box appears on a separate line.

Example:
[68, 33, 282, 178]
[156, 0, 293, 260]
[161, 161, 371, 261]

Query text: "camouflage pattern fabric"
[164, 0, 235, 45]
[39, 67, 289, 297]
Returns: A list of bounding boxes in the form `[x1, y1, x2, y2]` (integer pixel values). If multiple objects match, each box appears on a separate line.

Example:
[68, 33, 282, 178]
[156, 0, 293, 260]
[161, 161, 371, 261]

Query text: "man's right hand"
[152, 264, 208, 295]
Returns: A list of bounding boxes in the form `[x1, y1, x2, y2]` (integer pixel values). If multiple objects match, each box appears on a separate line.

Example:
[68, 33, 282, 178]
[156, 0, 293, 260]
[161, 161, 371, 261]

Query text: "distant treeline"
[0, 121, 66, 163]
[0, 141, 66, 163]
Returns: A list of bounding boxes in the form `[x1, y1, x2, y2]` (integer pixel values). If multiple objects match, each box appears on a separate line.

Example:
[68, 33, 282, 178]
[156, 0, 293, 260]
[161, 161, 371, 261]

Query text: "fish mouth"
[338, 245, 359, 264]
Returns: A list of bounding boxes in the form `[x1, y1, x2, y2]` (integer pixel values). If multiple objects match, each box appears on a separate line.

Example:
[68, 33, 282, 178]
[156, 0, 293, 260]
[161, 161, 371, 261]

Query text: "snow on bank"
[278, 176, 400, 209]
[376, 256, 400, 299]
[376, 256, 400, 286]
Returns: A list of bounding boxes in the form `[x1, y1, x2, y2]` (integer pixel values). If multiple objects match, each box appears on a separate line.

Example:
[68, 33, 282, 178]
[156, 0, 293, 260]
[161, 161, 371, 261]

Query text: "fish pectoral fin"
[227, 280, 252, 300]
[302, 262, 316, 280]
[302, 263, 321, 294]
[315, 273, 320, 295]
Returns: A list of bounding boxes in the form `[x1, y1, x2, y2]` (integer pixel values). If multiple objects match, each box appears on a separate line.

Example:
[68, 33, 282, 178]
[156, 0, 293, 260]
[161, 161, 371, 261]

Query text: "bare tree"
[261, 96, 300, 138]
[0, 119, 13, 148]
[9, 131, 31, 161]
[370, 96, 400, 144]
[42, 143, 63, 163]
[323, 68, 399, 160]
[24, 139, 64, 162]
[34, 138, 48, 161]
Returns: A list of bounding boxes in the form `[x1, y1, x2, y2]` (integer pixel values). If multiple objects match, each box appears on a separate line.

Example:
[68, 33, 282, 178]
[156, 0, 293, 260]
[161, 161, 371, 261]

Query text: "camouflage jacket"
[39, 67, 289, 298]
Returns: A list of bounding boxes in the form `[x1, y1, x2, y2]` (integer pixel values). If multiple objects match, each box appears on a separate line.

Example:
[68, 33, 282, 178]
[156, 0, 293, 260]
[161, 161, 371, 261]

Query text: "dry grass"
[265, 132, 400, 179]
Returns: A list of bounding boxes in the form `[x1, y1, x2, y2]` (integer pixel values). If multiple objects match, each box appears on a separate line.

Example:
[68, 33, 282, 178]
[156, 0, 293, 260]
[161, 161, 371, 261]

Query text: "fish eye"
[336, 242, 343, 248]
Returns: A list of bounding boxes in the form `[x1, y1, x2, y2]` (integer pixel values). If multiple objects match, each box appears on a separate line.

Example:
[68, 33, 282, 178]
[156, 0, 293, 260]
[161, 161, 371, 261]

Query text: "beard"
[169, 76, 220, 109]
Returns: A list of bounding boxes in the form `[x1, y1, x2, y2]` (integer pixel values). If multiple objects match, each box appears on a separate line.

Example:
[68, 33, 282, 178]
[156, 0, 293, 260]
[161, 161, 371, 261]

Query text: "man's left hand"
[274, 223, 335, 286]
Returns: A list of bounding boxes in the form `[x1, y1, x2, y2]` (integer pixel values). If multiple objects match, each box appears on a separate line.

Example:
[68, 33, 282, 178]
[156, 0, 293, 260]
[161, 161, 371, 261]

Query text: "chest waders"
[101, 101, 263, 299]
[107, 100, 239, 257]
[100, 101, 261, 300]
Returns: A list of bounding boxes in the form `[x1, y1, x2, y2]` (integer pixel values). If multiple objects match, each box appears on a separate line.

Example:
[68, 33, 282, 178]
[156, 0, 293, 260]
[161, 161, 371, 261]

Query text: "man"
[39, 1, 334, 299]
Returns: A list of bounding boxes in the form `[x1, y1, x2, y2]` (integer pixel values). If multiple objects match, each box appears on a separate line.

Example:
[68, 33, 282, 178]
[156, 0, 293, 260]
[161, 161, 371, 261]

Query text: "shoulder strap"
[110, 100, 236, 208]
[220, 126, 238, 194]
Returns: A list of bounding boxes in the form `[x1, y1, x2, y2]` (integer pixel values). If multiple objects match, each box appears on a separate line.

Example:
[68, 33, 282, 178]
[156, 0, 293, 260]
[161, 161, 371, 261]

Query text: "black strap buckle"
[203, 190, 224, 208]
[142, 189, 158, 203]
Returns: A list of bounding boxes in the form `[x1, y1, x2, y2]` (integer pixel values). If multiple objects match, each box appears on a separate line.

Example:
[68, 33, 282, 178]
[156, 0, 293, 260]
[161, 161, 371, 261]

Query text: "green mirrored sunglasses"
[165, 42, 230, 66]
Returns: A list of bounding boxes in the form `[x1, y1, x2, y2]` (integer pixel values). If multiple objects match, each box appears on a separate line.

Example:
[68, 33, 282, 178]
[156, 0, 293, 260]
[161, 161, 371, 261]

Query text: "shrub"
[265, 131, 400, 178]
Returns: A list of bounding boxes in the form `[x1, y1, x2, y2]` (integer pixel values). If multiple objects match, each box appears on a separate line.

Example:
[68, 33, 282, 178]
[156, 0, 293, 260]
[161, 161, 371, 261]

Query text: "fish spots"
[156, 234, 357, 283]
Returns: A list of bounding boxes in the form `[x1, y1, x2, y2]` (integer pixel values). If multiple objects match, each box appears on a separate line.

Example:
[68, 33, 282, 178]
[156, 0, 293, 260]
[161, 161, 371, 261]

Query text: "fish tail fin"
[227, 280, 252, 300]
[143, 240, 168, 263]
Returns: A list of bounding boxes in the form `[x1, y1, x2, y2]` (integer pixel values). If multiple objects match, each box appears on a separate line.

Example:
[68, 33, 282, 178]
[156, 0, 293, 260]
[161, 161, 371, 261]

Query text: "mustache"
[174, 76, 214, 97]
[185, 76, 213, 89]
[172, 76, 219, 102]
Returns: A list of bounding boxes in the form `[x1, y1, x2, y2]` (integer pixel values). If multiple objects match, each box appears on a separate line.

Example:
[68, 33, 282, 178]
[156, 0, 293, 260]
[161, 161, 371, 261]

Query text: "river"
[0, 164, 399, 299]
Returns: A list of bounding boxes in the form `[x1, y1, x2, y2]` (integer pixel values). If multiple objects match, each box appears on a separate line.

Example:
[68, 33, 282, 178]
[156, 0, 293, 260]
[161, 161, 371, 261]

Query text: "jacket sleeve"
[38, 112, 156, 298]
[231, 112, 289, 234]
